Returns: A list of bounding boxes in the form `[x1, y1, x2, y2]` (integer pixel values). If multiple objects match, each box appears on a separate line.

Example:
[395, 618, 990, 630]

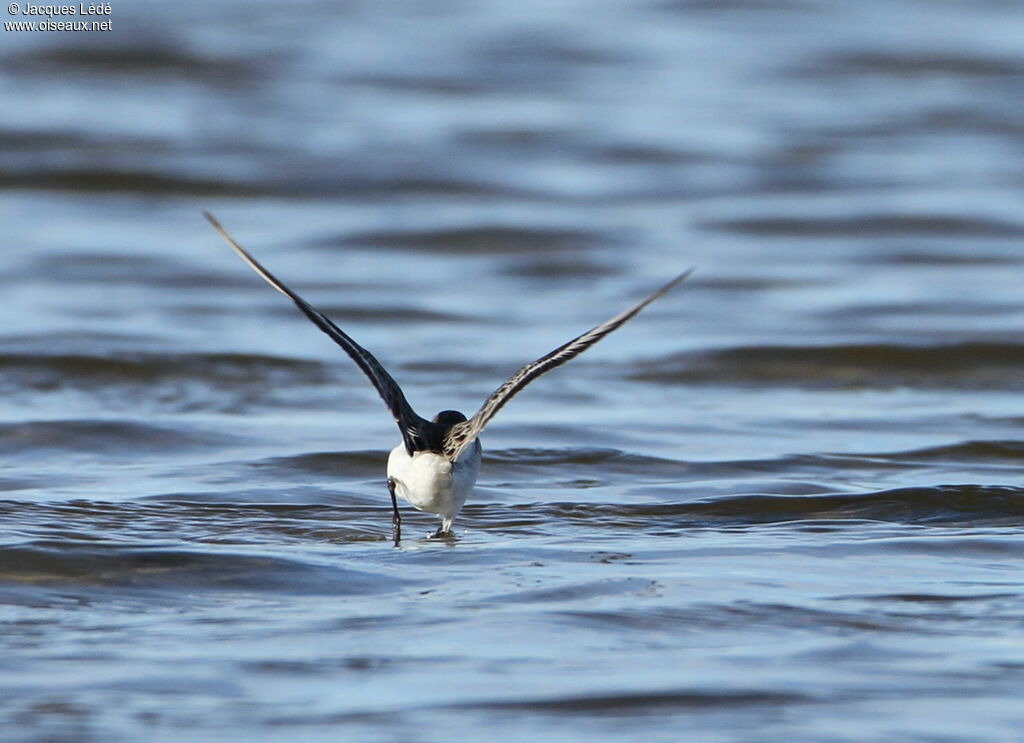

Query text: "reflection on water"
[3, 0, 1024, 741]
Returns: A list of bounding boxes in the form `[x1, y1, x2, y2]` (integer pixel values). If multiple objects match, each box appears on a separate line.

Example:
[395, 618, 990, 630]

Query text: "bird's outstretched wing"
[442, 269, 693, 461]
[203, 211, 430, 455]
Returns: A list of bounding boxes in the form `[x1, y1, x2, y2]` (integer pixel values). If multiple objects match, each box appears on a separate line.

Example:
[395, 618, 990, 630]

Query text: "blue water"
[3, 1, 1024, 740]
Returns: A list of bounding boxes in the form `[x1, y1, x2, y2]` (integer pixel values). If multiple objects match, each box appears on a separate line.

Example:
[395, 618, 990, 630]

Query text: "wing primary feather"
[443, 268, 693, 461]
[203, 210, 428, 454]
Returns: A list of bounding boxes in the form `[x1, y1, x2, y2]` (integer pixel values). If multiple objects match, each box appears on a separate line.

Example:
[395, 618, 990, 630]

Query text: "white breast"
[386, 439, 481, 530]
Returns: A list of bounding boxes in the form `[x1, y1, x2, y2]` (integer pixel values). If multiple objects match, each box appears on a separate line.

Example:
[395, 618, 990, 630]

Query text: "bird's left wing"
[443, 269, 692, 461]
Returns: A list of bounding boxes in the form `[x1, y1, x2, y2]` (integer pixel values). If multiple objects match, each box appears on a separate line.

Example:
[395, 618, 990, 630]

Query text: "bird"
[204, 211, 691, 542]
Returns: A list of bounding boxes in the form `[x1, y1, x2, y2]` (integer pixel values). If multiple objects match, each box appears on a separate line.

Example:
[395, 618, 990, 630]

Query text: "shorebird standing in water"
[204, 211, 690, 542]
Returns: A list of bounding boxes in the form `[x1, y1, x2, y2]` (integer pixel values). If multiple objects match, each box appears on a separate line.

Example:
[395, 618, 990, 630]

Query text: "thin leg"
[429, 517, 454, 540]
[387, 477, 401, 545]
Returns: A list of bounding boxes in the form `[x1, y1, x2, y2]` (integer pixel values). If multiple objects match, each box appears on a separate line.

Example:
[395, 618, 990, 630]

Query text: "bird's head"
[432, 410, 467, 426]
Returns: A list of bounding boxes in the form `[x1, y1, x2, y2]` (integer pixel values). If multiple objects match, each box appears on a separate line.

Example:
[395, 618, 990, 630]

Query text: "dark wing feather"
[443, 269, 692, 461]
[203, 211, 429, 455]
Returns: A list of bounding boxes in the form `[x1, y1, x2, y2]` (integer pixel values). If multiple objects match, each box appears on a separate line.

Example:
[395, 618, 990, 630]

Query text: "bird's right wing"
[443, 269, 693, 461]
[204, 211, 429, 454]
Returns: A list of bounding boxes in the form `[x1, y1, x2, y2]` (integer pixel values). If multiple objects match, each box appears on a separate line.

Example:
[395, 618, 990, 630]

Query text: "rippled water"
[3, 1, 1024, 741]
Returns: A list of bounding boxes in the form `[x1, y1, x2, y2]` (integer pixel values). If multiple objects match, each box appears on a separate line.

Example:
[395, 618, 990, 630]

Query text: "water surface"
[3, 1, 1024, 741]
